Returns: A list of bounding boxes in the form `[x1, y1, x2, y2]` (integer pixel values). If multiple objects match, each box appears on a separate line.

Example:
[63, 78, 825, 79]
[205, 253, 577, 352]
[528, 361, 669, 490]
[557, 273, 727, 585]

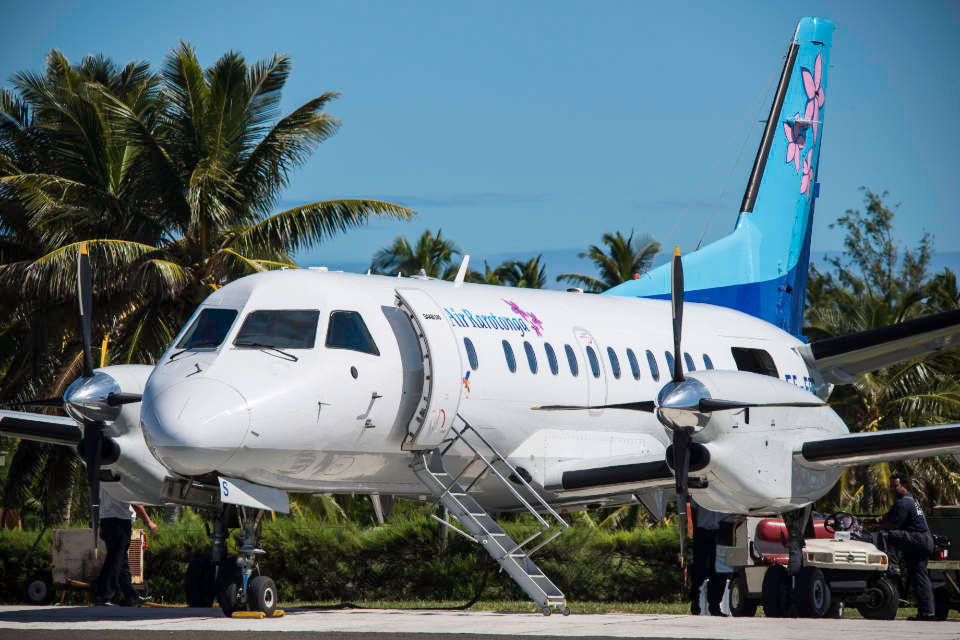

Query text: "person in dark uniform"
[875, 472, 936, 621]
[690, 499, 726, 616]
[93, 486, 158, 606]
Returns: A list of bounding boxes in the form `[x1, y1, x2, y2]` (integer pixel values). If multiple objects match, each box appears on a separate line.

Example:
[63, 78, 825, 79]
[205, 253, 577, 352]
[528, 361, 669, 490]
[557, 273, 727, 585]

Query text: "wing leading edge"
[0, 410, 81, 446]
[796, 423, 960, 469]
[800, 309, 960, 385]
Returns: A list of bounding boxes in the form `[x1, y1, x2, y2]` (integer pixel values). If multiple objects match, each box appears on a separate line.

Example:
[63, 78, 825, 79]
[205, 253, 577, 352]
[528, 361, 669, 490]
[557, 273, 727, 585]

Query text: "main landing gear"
[184, 504, 278, 617]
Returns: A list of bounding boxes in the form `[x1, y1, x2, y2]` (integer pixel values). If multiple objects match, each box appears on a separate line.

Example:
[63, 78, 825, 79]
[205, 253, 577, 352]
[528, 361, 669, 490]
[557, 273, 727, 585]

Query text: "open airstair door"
[395, 288, 464, 450]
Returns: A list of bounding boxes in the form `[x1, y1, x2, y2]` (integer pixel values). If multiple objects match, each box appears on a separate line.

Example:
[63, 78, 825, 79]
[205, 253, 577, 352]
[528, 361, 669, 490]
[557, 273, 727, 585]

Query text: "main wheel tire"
[857, 576, 899, 620]
[934, 587, 950, 620]
[216, 556, 241, 618]
[22, 573, 53, 605]
[247, 576, 277, 616]
[795, 567, 831, 618]
[761, 565, 791, 617]
[184, 557, 216, 608]
[729, 574, 758, 617]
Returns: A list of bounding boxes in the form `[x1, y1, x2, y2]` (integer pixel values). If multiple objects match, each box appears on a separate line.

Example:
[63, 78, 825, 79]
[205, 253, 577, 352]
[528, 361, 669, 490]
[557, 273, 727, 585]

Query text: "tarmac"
[1, 606, 960, 640]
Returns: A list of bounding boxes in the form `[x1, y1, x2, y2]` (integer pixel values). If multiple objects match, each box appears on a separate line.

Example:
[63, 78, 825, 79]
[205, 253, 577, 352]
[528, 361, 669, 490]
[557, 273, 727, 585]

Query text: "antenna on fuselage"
[454, 255, 470, 287]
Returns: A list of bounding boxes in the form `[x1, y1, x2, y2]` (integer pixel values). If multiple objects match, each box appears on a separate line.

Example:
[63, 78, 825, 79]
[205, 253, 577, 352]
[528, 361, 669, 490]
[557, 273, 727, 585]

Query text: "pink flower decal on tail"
[783, 112, 806, 173]
[801, 52, 825, 141]
[800, 149, 813, 200]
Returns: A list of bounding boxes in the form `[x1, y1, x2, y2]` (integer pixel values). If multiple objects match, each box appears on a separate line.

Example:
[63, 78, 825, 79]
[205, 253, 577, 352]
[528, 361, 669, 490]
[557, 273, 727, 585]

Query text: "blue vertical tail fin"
[607, 17, 834, 338]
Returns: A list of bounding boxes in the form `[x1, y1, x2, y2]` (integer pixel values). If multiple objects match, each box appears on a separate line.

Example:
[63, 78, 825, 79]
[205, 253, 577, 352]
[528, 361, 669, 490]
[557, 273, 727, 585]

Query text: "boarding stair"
[411, 416, 569, 615]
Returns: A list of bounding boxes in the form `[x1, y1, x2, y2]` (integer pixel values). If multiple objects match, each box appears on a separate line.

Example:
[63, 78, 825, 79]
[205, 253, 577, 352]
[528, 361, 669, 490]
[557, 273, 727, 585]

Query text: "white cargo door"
[395, 288, 464, 449]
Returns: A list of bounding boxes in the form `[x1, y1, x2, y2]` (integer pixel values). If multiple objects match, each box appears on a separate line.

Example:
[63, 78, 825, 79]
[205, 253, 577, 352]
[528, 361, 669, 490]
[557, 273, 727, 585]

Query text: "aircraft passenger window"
[176, 308, 238, 349]
[503, 340, 517, 373]
[646, 350, 660, 381]
[664, 351, 675, 376]
[564, 344, 579, 377]
[323, 311, 379, 355]
[524, 341, 538, 374]
[731, 347, 779, 378]
[684, 352, 696, 372]
[626, 348, 641, 380]
[586, 346, 601, 378]
[544, 343, 559, 375]
[464, 337, 479, 370]
[236, 310, 321, 350]
[703, 354, 714, 370]
[607, 347, 621, 379]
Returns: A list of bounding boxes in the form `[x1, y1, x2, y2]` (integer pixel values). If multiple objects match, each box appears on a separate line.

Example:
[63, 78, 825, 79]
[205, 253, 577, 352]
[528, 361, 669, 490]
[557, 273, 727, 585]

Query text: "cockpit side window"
[731, 346, 778, 378]
[235, 310, 321, 350]
[176, 308, 238, 349]
[324, 311, 380, 355]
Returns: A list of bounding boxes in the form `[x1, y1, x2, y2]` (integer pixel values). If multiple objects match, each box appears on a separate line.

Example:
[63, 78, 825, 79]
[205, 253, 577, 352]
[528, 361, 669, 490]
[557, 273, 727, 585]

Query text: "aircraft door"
[395, 288, 464, 449]
[573, 327, 607, 415]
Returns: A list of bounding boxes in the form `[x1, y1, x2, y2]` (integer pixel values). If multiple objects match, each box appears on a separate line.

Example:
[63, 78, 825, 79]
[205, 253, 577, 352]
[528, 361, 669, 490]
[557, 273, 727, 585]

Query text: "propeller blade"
[670, 247, 684, 384]
[80, 422, 104, 555]
[532, 401, 656, 412]
[106, 392, 143, 407]
[77, 244, 94, 379]
[0, 397, 63, 408]
[697, 398, 827, 412]
[672, 428, 692, 565]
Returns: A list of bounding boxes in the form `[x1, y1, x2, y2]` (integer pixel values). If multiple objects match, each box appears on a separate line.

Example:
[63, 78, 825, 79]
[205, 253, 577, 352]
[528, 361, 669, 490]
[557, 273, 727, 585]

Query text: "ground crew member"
[690, 499, 726, 616]
[875, 472, 936, 621]
[93, 486, 158, 606]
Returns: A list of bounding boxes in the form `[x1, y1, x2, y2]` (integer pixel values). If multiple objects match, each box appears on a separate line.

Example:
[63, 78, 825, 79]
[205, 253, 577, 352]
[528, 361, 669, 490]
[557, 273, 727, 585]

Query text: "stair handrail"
[449, 415, 569, 555]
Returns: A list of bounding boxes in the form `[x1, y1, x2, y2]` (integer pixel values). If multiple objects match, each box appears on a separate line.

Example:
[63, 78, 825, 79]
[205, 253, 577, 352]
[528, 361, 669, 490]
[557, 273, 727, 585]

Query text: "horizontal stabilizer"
[796, 423, 960, 469]
[801, 309, 960, 384]
[0, 410, 81, 446]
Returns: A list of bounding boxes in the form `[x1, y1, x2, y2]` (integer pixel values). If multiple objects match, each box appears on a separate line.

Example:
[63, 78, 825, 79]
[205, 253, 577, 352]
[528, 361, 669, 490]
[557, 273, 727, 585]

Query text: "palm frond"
[233, 199, 414, 255]
[236, 93, 341, 212]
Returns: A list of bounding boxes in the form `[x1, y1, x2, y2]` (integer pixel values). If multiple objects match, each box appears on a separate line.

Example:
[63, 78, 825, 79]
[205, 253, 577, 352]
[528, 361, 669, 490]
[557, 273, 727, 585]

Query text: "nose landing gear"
[214, 507, 277, 617]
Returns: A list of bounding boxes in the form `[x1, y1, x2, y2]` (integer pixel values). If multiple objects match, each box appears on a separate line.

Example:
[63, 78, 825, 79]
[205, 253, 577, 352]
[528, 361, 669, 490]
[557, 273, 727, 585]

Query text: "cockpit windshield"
[176, 308, 239, 349]
[233, 310, 320, 349]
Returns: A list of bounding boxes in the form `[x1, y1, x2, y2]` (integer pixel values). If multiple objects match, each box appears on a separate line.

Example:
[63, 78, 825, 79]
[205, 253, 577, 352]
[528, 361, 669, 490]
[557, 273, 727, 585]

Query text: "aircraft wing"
[0, 410, 82, 446]
[796, 423, 960, 469]
[800, 309, 960, 384]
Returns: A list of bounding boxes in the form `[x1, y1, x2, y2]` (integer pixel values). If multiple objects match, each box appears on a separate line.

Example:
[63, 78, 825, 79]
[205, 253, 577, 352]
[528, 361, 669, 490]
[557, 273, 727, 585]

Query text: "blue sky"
[2, 1, 958, 268]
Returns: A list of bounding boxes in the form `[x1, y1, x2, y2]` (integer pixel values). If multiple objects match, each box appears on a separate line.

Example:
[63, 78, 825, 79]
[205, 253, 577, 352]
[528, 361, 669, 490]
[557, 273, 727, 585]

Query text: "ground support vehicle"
[723, 514, 897, 619]
[22, 528, 147, 605]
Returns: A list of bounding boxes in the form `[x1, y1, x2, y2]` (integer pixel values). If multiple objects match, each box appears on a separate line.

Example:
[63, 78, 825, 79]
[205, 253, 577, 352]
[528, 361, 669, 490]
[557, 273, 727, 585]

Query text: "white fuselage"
[139, 270, 847, 515]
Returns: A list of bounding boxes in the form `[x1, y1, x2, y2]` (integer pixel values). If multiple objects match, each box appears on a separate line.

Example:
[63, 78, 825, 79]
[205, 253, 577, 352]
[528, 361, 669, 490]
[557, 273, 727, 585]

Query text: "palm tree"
[370, 229, 460, 278]
[0, 46, 413, 523]
[926, 268, 960, 312]
[497, 255, 546, 289]
[557, 231, 660, 293]
[1, 45, 413, 366]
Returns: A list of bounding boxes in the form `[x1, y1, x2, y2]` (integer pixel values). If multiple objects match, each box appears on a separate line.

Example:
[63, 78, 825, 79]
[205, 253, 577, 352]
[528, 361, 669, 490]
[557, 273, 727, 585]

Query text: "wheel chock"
[230, 609, 285, 619]
[232, 611, 266, 619]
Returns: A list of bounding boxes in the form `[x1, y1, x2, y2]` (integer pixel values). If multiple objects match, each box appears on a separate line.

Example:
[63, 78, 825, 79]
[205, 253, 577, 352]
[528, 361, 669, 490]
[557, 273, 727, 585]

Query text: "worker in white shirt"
[92, 486, 158, 606]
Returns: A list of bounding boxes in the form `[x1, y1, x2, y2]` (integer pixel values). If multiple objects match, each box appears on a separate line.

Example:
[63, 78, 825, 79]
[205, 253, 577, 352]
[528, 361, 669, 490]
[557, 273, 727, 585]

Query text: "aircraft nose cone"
[142, 378, 250, 475]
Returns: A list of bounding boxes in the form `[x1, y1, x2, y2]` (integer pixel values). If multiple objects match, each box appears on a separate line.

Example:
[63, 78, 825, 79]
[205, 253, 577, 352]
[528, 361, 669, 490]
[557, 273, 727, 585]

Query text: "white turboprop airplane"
[3, 15, 960, 618]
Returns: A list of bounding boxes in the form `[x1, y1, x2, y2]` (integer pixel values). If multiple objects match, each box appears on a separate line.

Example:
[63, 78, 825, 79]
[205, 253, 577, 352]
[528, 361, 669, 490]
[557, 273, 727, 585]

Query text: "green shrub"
[0, 516, 683, 604]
